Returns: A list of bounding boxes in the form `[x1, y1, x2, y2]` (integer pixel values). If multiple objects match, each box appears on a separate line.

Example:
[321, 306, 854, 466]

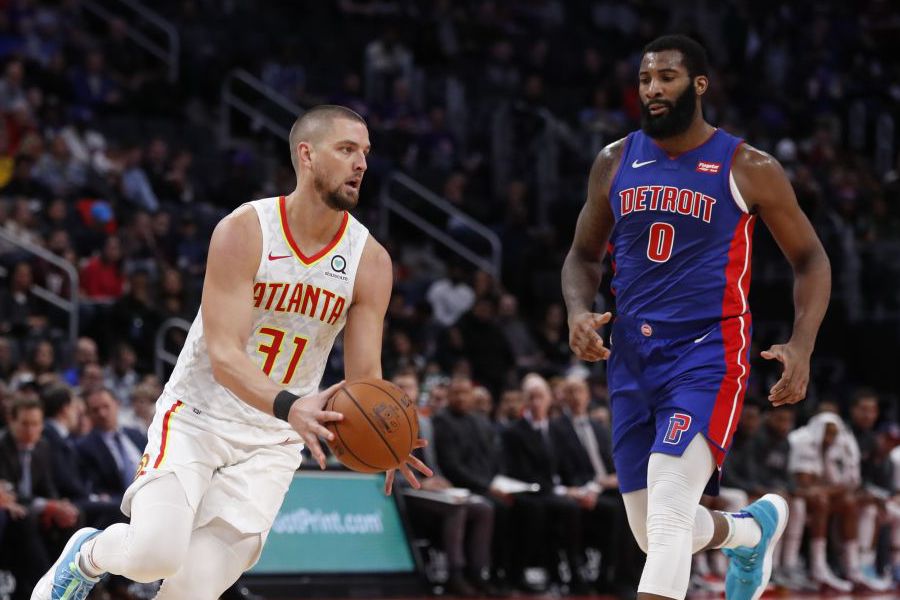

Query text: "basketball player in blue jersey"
[562, 36, 831, 600]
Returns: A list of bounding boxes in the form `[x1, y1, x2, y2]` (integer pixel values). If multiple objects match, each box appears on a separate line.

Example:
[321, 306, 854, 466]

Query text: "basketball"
[325, 378, 419, 473]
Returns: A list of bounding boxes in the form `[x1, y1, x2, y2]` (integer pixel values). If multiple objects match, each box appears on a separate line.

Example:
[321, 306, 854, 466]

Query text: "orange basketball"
[325, 378, 418, 473]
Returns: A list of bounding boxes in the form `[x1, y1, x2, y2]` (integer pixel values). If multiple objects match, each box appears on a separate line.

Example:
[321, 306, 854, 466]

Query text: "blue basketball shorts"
[607, 313, 752, 495]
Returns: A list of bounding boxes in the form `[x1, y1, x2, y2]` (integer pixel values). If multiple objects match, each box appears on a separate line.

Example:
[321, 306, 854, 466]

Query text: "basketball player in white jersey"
[33, 105, 432, 600]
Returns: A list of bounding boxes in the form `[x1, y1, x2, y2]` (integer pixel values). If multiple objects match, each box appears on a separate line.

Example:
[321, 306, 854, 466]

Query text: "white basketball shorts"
[123, 392, 304, 535]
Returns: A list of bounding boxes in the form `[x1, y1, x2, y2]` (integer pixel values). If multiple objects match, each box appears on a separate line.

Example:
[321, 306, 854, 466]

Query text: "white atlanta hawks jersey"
[164, 195, 369, 433]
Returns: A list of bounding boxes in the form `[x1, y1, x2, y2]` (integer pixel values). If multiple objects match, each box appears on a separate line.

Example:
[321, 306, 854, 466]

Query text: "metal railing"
[379, 172, 502, 278]
[220, 69, 304, 146]
[491, 101, 591, 227]
[81, 0, 180, 82]
[0, 228, 79, 348]
[154, 317, 191, 380]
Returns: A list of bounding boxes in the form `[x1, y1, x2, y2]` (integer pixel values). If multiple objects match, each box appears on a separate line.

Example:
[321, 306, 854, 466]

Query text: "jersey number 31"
[256, 327, 309, 385]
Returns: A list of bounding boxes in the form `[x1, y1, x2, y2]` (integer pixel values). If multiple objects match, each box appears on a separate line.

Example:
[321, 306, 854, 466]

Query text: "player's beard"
[640, 83, 698, 140]
[314, 170, 358, 211]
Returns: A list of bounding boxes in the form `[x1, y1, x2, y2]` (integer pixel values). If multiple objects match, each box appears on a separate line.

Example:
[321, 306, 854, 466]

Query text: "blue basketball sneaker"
[722, 493, 789, 600]
[31, 527, 103, 600]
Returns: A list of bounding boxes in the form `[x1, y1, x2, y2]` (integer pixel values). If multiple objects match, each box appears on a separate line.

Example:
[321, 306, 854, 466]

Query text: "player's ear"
[297, 141, 313, 168]
[694, 75, 709, 96]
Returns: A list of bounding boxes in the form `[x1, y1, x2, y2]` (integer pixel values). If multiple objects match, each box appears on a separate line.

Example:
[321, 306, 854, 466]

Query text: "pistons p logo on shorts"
[663, 413, 692, 445]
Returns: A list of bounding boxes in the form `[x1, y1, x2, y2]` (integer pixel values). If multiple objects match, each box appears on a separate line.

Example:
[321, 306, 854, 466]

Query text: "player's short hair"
[643, 34, 709, 78]
[288, 105, 367, 171]
[41, 384, 73, 418]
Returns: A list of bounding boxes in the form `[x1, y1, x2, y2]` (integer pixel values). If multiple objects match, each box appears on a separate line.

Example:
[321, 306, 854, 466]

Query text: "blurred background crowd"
[0, 0, 898, 598]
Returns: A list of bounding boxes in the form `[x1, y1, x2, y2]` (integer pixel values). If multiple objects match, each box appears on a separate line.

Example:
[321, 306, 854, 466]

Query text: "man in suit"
[42, 384, 123, 528]
[434, 376, 531, 589]
[76, 387, 147, 500]
[0, 396, 78, 598]
[394, 370, 494, 596]
[551, 376, 640, 597]
[503, 373, 585, 591]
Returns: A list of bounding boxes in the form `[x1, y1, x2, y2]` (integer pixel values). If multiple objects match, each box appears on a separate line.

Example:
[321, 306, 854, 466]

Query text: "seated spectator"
[70, 49, 121, 113]
[503, 373, 586, 591]
[120, 145, 160, 212]
[9, 340, 57, 391]
[79, 235, 124, 301]
[749, 406, 812, 590]
[426, 262, 474, 327]
[497, 293, 543, 372]
[41, 384, 121, 529]
[789, 412, 887, 591]
[32, 134, 87, 196]
[495, 389, 523, 430]
[393, 370, 494, 596]
[0, 396, 78, 596]
[848, 389, 900, 581]
[457, 296, 515, 399]
[62, 336, 98, 387]
[0, 261, 50, 340]
[123, 382, 156, 432]
[722, 401, 764, 498]
[77, 362, 105, 396]
[107, 269, 161, 371]
[76, 387, 147, 500]
[104, 342, 139, 408]
[434, 376, 522, 589]
[552, 375, 638, 594]
[533, 303, 571, 376]
[0, 336, 16, 381]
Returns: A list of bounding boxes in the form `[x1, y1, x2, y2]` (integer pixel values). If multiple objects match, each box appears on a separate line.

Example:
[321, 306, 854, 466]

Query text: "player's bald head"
[289, 105, 367, 171]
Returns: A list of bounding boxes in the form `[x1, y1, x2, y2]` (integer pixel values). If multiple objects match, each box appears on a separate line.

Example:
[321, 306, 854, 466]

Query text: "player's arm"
[343, 236, 392, 381]
[561, 139, 624, 361]
[343, 237, 432, 493]
[732, 146, 832, 406]
[202, 207, 343, 467]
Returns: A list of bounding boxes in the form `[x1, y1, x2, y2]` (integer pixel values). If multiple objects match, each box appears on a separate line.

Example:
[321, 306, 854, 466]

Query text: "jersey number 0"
[647, 222, 675, 263]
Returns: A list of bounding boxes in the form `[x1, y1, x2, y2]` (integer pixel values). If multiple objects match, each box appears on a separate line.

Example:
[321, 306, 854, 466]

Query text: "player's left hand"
[761, 342, 811, 406]
[383, 438, 433, 495]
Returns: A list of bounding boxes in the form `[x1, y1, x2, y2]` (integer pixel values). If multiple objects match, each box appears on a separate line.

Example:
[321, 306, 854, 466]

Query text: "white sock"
[77, 538, 104, 578]
[842, 540, 861, 579]
[810, 537, 828, 575]
[858, 504, 878, 553]
[716, 511, 762, 549]
[781, 498, 805, 569]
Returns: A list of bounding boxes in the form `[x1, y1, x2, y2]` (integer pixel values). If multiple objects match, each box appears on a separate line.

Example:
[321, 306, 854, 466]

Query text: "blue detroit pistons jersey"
[608, 128, 755, 323]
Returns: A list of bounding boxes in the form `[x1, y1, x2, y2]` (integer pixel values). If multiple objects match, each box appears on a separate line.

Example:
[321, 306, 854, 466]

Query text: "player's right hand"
[288, 381, 345, 470]
[568, 311, 612, 361]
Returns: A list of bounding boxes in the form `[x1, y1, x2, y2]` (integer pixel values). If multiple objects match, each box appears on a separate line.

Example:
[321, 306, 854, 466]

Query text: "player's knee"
[630, 524, 649, 554]
[645, 478, 697, 552]
[125, 526, 191, 582]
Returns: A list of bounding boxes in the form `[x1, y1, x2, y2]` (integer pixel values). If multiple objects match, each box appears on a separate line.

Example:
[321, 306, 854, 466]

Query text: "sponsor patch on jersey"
[325, 254, 350, 281]
[696, 161, 721, 174]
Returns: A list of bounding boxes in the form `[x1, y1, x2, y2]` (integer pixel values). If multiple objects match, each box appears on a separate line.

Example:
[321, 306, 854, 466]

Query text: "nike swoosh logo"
[632, 159, 656, 168]
[693, 330, 714, 344]
[268, 252, 292, 261]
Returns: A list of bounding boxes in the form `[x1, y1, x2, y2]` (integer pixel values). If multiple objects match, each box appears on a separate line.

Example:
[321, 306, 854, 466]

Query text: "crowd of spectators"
[0, 0, 898, 598]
